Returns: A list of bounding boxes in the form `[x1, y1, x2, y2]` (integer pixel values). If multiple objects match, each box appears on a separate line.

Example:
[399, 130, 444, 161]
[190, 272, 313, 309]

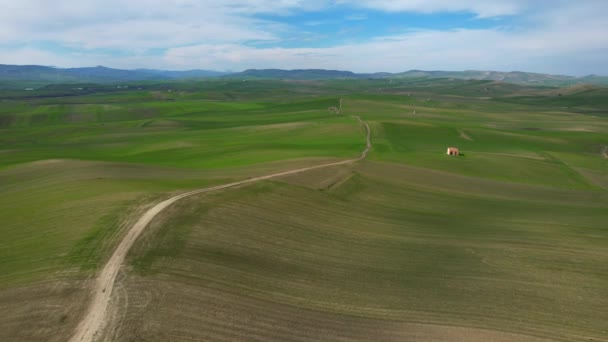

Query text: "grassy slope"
[344, 95, 607, 189]
[0, 80, 607, 341]
[116, 89, 607, 341]
[0, 94, 362, 285]
[121, 161, 607, 341]
[0, 160, 232, 286]
[0, 97, 361, 169]
[0, 89, 363, 341]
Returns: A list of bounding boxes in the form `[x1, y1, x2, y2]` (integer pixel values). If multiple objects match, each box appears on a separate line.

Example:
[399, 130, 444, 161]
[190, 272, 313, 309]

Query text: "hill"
[232, 68, 608, 86]
[230, 68, 361, 79]
[392, 70, 608, 86]
[0, 65, 227, 86]
[1, 64, 608, 88]
[0, 79, 607, 342]
[134, 69, 228, 79]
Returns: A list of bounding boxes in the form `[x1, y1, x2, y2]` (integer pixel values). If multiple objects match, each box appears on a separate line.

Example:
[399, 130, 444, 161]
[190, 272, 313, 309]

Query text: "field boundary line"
[68, 115, 370, 342]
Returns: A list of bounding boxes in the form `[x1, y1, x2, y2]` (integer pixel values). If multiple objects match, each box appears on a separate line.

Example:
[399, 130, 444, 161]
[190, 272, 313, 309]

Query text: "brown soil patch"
[473, 151, 547, 161]
[102, 276, 554, 342]
[27, 159, 67, 166]
[576, 168, 608, 190]
[0, 280, 90, 342]
[561, 127, 597, 132]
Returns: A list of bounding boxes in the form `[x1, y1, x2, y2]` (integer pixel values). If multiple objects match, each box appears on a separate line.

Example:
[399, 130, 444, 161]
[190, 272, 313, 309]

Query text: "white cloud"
[336, 0, 529, 18]
[0, 0, 607, 75]
[162, 21, 608, 75]
[0, 47, 76, 67]
[0, 0, 530, 49]
[0, 0, 300, 49]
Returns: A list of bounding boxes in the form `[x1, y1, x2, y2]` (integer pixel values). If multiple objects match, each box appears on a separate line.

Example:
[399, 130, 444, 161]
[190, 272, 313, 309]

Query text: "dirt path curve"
[69, 115, 371, 342]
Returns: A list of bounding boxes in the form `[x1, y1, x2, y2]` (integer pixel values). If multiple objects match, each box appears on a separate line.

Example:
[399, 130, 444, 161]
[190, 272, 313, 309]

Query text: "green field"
[0, 79, 607, 341]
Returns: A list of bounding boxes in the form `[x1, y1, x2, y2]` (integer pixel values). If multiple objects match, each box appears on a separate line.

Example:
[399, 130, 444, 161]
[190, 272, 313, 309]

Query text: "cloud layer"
[1, 0, 607, 75]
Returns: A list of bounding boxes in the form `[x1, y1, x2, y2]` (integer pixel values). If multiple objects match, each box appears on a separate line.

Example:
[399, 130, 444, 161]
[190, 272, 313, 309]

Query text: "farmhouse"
[446, 147, 460, 156]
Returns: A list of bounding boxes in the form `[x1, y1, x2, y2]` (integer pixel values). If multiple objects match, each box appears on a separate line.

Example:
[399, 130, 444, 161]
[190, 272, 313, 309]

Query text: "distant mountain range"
[1, 64, 607, 87]
[0, 65, 227, 83]
[422, 70, 608, 86]
[233, 69, 608, 86]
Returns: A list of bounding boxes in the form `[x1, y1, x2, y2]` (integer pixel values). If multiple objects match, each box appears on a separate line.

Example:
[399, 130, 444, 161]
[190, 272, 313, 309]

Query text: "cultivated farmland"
[0, 79, 606, 341]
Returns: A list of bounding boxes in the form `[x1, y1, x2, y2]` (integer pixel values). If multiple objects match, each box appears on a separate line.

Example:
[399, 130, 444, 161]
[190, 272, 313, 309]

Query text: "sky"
[0, 0, 607, 75]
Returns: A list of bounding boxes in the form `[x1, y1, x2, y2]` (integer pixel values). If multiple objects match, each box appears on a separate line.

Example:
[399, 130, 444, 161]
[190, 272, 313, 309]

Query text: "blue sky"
[254, 10, 503, 48]
[0, 0, 607, 75]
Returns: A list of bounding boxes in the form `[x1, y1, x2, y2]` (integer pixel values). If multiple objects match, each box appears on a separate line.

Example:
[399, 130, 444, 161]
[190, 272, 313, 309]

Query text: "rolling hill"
[2, 64, 607, 87]
[0, 65, 227, 85]
[229, 69, 608, 86]
[0, 78, 606, 342]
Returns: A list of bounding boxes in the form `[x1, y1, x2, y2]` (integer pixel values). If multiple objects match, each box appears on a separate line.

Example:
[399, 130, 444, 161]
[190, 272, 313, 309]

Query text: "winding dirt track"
[69, 116, 371, 342]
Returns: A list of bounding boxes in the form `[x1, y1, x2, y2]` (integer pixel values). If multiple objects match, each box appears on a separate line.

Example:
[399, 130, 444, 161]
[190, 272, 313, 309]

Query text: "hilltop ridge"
[1, 64, 607, 87]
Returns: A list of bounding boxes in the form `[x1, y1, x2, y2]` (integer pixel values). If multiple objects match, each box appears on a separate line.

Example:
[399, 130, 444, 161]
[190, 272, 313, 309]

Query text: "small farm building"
[446, 147, 460, 156]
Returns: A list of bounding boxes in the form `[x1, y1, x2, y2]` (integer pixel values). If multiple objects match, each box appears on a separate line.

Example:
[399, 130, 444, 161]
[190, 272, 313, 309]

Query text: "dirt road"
[69, 116, 371, 342]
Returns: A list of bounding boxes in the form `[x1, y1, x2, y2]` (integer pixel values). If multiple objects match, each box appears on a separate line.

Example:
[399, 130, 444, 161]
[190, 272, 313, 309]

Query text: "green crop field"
[0, 79, 606, 342]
